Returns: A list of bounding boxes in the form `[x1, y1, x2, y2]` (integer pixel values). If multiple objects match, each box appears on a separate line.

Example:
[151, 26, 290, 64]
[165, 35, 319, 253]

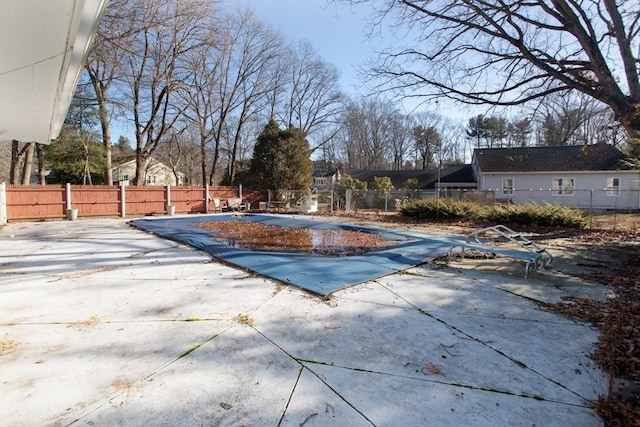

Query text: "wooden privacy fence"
[0, 183, 266, 223]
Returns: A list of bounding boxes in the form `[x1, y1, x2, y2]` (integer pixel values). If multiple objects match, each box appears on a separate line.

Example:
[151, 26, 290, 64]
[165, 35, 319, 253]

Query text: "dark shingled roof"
[347, 164, 476, 189]
[473, 144, 630, 173]
[313, 169, 338, 178]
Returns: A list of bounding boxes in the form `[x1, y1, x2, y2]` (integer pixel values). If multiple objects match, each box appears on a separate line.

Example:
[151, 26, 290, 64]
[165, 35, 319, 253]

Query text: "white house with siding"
[472, 144, 640, 210]
[112, 159, 185, 186]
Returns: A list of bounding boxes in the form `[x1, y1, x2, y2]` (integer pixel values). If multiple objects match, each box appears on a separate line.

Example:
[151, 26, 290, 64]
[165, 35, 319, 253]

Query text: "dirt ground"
[587, 213, 640, 232]
[327, 211, 639, 427]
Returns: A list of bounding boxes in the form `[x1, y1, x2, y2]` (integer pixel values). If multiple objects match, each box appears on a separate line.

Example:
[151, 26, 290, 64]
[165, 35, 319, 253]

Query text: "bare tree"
[388, 111, 412, 169]
[438, 120, 467, 164]
[562, 96, 626, 146]
[411, 112, 443, 169]
[8, 141, 45, 185]
[276, 41, 346, 152]
[579, 110, 627, 147]
[153, 126, 202, 185]
[180, 33, 221, 187]
[20, 142, 35, 185]
[411, 111, 463, 166]
[182, 9, 284, 185]
[119, 0, 212, 185]
[36, 143, 46, 185]
[355, 0, 640, 139]
[9, 140, 28, 184]
[508, 117, 533, 147]
[85, 0, 133, 185]
[534, 92, 602, 146]
[338, 98, 397, 169]
[222, 20, 284, 185]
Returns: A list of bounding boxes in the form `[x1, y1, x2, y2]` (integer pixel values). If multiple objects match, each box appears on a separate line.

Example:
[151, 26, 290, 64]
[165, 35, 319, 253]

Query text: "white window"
[502, 178, 514, 195]
[552, 178, 574, 195]
[606, 177, 620, 196]
[145, 175, 156, 185]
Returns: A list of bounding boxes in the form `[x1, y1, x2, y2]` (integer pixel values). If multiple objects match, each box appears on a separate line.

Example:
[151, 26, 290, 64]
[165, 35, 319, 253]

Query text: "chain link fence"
[267, 188, 639, 212]
[495, 188, 640, 211]
[265, 187, 639, 231]
[263, 188, 497, 213]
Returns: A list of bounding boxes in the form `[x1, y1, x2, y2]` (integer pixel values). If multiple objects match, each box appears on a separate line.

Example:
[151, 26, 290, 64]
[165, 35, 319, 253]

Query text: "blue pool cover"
[130, 214, 468, 295]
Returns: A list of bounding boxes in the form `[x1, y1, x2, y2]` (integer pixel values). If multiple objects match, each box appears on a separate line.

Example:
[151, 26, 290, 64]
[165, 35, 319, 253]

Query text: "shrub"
[399, 198, 482, 220]
[400, 199, 586, 228]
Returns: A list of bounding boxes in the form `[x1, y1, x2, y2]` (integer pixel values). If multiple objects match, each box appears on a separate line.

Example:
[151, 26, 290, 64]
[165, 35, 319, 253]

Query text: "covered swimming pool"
[130, 214, 469, 295]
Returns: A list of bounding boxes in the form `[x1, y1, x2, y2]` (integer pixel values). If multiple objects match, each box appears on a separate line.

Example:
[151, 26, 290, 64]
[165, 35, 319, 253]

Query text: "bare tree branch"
[353, 0, 640, 137]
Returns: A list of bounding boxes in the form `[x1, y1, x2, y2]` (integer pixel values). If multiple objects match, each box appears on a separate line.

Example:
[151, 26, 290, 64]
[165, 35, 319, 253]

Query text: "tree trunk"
[36, 143, 46, 185]
[86, 66, 114, 185]
[228, 124, 244, 185]
[617, 107, 640, 141]
[102, 116, 112, 185]
[208, 144, 220, 186]
[134, 155, 148, 186]
[199, 132, 208, 187]
[97, 90, 112, 185]
[83, 140, 93, 186]
[9, 140, 21, 184]
[21, 142, 35, 185]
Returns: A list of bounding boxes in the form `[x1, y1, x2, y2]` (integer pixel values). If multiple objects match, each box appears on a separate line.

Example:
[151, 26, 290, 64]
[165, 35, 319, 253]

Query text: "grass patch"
[233, 314, 254, 327]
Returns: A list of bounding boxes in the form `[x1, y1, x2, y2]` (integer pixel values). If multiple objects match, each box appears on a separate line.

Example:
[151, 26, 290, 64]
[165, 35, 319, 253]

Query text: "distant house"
[313, 169, 341, 190]
[347, 164, 477, 191]
[112, 159, 185, 186]
[472, 144, 640, 210]
[344, 165, 485, 207]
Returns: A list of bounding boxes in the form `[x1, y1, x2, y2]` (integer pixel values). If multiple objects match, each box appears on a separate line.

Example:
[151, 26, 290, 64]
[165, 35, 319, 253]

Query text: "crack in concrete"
[377, 281, 596, 404]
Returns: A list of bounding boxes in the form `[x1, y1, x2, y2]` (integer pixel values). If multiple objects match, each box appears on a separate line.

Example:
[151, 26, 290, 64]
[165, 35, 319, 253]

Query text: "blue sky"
[235, 0, 374, 96]
[233, 0, 478, 123]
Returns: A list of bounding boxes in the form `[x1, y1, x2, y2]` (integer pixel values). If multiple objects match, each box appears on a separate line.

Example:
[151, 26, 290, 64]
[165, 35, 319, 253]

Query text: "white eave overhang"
[0, 0, 109, 144]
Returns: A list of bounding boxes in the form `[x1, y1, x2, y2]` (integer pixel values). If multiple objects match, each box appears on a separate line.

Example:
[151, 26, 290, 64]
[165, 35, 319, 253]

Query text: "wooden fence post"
[205, 184, 210, 214]
[120, 183, 126, 218]
[0, 182, 7, 224]
[166, 185, 175, 215]
[65, 183, 72, 211]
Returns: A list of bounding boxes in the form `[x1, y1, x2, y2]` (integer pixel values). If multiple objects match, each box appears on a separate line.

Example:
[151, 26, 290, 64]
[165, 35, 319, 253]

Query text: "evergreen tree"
[46, 83, 105, 184]
[45, 128, 106, 184]
[249, 120, 313, 194]
[466, 115, 490, 148]
[113, 135, 135, 164]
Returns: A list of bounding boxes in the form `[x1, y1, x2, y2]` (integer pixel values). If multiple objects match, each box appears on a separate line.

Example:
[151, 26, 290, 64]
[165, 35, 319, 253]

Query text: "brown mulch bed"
[544, 231, 640, 427]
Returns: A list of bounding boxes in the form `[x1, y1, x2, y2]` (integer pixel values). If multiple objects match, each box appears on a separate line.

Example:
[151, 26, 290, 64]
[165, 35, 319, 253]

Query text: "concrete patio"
[0, 217, 607, 426]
